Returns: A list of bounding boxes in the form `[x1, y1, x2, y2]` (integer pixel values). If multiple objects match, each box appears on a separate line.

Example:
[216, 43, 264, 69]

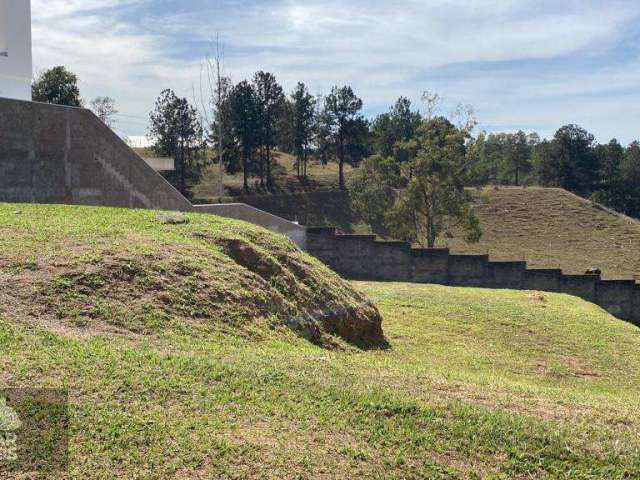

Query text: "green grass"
[0, 203, 382, 348]
[1, 204, 640, 478]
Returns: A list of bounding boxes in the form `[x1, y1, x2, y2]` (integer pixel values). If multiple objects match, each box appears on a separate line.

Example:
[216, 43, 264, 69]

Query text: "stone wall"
[307, 227, 640, 325]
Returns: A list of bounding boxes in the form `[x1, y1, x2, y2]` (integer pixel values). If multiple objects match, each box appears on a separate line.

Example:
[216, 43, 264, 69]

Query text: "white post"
[0, 0, 32, 100]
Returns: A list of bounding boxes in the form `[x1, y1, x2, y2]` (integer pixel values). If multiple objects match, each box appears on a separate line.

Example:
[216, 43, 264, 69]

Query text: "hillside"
[0, 204, 383, 349]
[192, 151, 356, 200]
[447, 187, 640, 279]
[225, 187, 640, 280]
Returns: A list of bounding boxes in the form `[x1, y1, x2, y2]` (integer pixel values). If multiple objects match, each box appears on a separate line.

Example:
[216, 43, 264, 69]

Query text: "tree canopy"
[320, 86, 369, 190]
[353, 116, 481, 248]
[149, 89, 204, 196]
[32, 66, 82, 107]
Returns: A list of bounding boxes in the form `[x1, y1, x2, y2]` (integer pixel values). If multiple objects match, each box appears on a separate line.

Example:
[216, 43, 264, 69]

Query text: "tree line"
[467, 127, 640, 218]
[30, 65, 640, 248]
[148, 71, 370, 195]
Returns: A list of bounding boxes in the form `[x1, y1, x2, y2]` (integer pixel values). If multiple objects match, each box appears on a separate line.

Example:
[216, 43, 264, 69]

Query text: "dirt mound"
[0, 203, 385, 349]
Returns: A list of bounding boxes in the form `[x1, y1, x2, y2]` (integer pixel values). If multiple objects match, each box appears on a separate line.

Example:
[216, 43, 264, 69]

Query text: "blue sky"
[32, 0, 640, 143]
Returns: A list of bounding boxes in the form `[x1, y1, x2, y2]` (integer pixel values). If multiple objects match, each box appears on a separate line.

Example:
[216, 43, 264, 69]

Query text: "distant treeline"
[192, 73, 640, 218]
[366, 98, 640, 220]
[28, 65, 640, 219]
[465, 127, 640, 219]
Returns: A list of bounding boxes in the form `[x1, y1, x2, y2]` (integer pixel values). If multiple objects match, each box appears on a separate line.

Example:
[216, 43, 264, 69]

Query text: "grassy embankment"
[1, 203, 639, 478]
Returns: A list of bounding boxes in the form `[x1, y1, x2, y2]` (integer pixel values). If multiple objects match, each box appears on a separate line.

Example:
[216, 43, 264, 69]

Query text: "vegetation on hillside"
[351, 116, 481, 248]
[0, 204, 383, 349]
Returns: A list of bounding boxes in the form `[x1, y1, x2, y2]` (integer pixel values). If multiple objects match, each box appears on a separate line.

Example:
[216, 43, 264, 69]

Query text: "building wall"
[0, 0, 32, 100]
[307, 228, 640, 326]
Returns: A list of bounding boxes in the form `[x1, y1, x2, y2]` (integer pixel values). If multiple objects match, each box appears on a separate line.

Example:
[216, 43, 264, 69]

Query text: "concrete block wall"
[305, 228, 410, 281]
[410, 248, 449, 284]
[523, 269, 562, 292]
[490, 261, 526, 289]
[633, 286, 640, 324]
[307, 228, 640, 326]
[560, 275, 598, 303]
[448, 254, 490, 287]
[0, 98, 192, 211]
[596, 280, 636, 319]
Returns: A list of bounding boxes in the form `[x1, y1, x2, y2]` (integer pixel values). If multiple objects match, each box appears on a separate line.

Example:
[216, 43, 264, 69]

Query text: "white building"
[0, 0, 32, 100]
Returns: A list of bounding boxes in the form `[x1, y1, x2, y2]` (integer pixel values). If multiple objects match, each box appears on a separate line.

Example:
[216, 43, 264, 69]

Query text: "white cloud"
[30, 0, 640, 142]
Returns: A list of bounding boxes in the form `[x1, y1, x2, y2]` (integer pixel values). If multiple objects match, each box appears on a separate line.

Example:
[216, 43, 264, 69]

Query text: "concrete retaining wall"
[0, 98, 192, 211]
[194, 203, 307, 249]
[306, 228, 640, 326]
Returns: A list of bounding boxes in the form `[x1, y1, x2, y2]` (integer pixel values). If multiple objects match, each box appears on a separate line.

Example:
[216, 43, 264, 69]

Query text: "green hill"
[1, 203, 639, 478]
[446, 187, 640, 279]
[0, 203, 382, 348]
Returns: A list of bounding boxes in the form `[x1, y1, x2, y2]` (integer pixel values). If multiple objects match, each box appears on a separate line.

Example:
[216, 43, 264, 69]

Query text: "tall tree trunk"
[243, 151, 249, 192]
[266, 144, 273, 190]
[214, 33, 225, 198]
[217, 127, 224, 197]
[259, 145, 265, 188]
[180, 142, 186, 195]
[303, 150, 307, 179]
[337, 139, 345, 190]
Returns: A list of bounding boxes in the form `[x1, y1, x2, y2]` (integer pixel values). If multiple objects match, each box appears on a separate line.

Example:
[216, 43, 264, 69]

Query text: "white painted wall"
[0, 0, 32, 100]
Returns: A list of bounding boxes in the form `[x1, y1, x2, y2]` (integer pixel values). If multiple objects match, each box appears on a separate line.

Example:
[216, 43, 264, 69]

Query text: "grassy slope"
[0, 203, 382, 348]
[1, 283, 640, 478]
[0, 205, 639, 478]
[445, 187, 640, 278]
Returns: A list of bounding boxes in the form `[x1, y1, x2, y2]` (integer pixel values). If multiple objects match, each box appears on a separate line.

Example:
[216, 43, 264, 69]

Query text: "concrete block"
[523, 269, 562, 292]
[448, 254, 490, 287]
[410, 248, 449, 284]
[559, 274, 598, 302]
[596, 280, 636, 320]
[490, 261, 526, 289]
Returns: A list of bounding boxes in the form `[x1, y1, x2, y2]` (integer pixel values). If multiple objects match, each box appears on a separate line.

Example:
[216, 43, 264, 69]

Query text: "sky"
[31, 0, 640, 143]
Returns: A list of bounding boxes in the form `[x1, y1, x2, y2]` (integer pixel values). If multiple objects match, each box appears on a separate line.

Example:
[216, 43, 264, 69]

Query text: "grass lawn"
[2, 284, 640, 478]
[1, 203, 639, 478]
